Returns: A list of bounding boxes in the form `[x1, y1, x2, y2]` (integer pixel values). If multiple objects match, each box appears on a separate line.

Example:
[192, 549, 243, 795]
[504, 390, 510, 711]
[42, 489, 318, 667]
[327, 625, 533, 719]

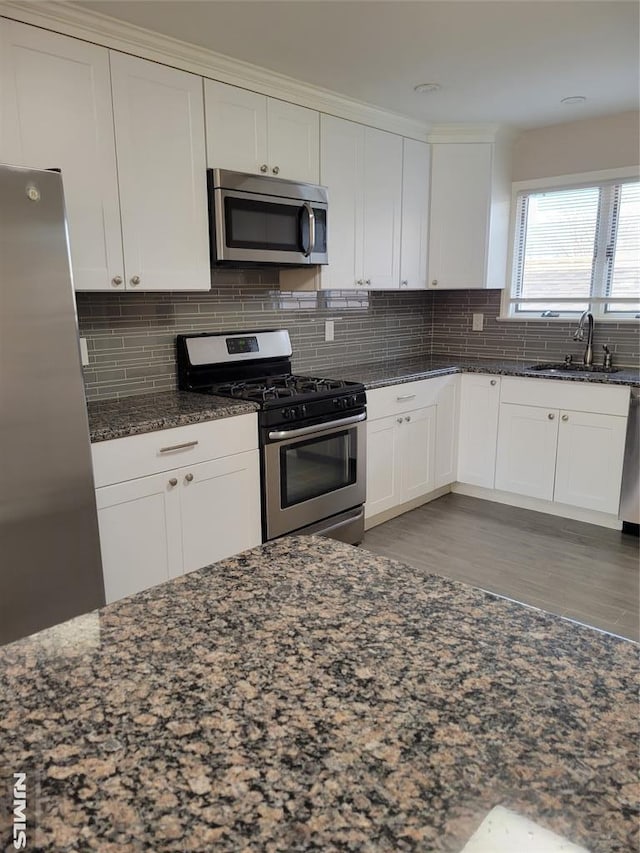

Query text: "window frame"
[500, 166, 640, 322]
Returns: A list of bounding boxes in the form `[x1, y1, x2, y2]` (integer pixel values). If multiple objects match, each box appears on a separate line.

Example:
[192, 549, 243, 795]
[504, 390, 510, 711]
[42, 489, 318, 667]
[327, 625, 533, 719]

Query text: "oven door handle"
[268, 411, 366, 441]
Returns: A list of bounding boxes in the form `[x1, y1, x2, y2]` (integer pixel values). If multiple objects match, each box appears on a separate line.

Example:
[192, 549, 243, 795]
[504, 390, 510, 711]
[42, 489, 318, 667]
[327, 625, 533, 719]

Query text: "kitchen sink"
[528, 362, 620, 374]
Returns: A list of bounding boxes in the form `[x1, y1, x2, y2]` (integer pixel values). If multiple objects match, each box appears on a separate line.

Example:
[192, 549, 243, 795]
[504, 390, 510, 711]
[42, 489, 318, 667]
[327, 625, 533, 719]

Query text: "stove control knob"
[350, 395, 358, 406]
[283, 408, 293, 419]
[333, 398, 341, 409]
[299, 404, 307, 416]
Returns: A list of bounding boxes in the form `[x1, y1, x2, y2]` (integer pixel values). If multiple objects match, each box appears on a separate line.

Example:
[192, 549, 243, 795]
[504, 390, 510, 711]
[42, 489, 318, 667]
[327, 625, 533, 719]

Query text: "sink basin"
[528, 362, 620, 374]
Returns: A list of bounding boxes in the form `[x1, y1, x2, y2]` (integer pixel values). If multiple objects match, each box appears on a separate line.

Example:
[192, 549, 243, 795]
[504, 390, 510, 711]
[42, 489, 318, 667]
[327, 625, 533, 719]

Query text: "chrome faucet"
[573, 311, 594, 366]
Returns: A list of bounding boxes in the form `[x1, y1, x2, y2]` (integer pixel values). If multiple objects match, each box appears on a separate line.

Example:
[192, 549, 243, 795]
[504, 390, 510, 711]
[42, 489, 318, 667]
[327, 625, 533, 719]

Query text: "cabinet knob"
[130, 275, 141, 286]
[272, 166, 280, 175]
[401, 280, 408, 287]
[548, 413, 555, 420]
[397, 417, 403, 424]
[490, 379, 497, 386]
[365, 279, 371, 286]
[168, 478, 178, 487]
[561, 414, 569, 422]
[431, 279, 438, 286]
[260, 164, 268, 173]
[185, 473, 194, 482]
[404, 416, 411, 422]
[111, 275, 123, 287]
[356, 279, 364, 286]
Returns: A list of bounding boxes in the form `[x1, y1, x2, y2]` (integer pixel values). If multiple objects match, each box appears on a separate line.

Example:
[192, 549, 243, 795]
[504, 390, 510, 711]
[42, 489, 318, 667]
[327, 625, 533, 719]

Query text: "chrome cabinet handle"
[111, 275, 123, 286]
[168, 478, 178, 487]
[490, 379, 497, 386]
[561, 414, 569, 422]
[185, 473, 194, 482]
[397, 418, 403, 424]
[260, 164, 268, 173]
[431, 279, 438, 286]
[159, 440, 198, 453]
[548, 413, 555, 420]
[272, 166, 280, 175]
[396, 394, 416, 402]
[404, 416, 411, 422]
[130, 275, 141, 286]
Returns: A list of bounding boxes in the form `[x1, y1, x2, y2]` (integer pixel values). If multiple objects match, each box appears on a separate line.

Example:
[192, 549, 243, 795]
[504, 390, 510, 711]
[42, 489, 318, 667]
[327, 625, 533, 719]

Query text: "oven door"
[212, 188, 328, 265]
[262, 413, 366, 540]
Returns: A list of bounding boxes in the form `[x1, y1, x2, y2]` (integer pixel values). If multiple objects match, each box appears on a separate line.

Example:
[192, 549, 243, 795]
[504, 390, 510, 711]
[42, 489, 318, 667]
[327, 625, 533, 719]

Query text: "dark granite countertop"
[87, 391, 259, 442]
[317, 354, 640, 390]
[0, 536, 637, 852]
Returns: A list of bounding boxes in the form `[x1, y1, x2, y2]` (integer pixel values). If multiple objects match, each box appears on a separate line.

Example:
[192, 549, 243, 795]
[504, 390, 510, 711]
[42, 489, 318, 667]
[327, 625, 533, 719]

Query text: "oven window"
[225, 197, 301, 251]
[280, 429, 357, 508]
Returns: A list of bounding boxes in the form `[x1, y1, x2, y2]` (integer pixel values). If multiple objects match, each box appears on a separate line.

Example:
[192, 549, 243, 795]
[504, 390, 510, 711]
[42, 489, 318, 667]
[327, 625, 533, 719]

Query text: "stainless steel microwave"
[207, 169, 328, 266]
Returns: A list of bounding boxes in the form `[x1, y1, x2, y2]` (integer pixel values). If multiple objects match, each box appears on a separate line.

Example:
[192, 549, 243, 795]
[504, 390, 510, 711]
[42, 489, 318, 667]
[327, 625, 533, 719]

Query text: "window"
[506, 174, 640, 319]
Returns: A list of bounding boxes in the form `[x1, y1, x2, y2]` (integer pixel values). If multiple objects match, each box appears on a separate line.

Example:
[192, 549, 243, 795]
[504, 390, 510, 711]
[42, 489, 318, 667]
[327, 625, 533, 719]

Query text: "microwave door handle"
[302, 202, 315, 257]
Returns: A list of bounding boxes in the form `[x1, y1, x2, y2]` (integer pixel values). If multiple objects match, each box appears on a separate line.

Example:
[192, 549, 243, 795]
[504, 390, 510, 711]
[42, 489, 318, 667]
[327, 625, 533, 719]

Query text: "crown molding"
[0, 0, 432, 141]
[428, 123, 519, 144]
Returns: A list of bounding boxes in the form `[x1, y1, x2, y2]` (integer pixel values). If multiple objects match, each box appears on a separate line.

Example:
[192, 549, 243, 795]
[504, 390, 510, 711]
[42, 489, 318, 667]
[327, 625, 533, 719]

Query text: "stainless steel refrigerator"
[0, 164, 105, 645]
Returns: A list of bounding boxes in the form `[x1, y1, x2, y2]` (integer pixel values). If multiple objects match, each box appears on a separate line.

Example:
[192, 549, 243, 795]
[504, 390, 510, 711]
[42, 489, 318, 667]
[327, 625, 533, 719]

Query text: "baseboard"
[452, 483, 623, 530]
[364, 484, 452, 530]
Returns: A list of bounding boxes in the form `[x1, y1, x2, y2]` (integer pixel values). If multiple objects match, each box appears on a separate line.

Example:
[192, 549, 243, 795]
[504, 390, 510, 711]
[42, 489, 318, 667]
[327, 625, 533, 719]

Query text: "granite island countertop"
[0, 536, 637, 852]
[315, 354, 640, 390]
[87, 390, 259, 442]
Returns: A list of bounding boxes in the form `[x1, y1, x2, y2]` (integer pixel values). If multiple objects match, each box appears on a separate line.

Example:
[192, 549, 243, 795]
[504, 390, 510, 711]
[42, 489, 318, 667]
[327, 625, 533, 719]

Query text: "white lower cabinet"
[365, 375, 458, 521]
[494, 378, 629, 515]
[92, 416, 261, 603]
[457, 374, 501, 487]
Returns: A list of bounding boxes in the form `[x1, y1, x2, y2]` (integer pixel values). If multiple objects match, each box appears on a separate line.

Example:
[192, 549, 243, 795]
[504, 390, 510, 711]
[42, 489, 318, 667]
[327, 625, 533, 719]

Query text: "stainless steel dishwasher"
[620, 388, 639, 534]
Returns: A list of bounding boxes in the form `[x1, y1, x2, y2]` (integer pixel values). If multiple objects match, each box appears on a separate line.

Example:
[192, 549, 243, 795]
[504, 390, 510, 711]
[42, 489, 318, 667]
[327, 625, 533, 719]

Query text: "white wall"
[512, 111, 640, 181]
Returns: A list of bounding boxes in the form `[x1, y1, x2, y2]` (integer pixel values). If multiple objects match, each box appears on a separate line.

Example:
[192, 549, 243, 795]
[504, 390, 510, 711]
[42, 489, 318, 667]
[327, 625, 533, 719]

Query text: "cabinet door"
[555, 411, 627, 514]
[320, 115, 363, 289]
[366, 415, 401, 517]
[457, 374, 500, 487]
[96, 473, 182, 604]
[495, 404, 558, 501]
[435, 378, 459, 488]
[180, 451, 261, 573]
[400, 406, 436, 502]
[362, 127, 403, 289]
[400, 138, 430, 289]
[110, 52, 210, 291]
[0, 20, 124, 292]
[428, 143, 491, 289]
[267, 99, 319, 183]
[204, 80, 268, 174]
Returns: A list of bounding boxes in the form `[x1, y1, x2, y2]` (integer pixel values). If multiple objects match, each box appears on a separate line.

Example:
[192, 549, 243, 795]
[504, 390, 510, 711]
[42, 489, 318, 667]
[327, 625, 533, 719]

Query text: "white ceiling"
[74, 1, 639, 130]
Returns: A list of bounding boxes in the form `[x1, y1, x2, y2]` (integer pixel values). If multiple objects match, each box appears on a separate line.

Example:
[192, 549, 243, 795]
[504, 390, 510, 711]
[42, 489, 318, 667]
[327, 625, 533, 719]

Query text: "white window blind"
[509, 177, 640, 319]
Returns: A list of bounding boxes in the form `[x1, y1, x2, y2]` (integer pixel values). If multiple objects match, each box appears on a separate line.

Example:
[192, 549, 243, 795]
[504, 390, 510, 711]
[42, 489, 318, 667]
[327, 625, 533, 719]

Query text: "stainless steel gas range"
[177, 330, 366, 545]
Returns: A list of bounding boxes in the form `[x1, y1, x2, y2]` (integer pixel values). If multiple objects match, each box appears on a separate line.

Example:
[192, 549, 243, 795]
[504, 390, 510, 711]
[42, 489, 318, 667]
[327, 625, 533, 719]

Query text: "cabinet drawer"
[500, 376, 630, 416]
[92, 414, 258, 487]
[367, 375, 457, 420]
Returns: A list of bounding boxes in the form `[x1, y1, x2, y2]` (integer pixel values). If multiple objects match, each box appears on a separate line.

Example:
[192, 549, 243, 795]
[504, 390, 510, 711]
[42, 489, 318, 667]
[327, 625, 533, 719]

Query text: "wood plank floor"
[362, 493, 640, 642]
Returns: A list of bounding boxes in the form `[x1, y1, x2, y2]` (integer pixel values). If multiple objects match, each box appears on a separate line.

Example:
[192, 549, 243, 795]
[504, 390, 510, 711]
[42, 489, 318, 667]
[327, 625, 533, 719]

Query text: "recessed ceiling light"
[561, 96, 587, 105]
[414, 83, 441, 94]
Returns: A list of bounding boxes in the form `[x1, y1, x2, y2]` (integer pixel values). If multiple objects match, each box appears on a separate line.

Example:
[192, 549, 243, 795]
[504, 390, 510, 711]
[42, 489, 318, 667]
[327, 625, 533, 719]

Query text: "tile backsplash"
[76, 271, 433, 400]
[77, 277, 638, 401]
[430, 290, 639, 368]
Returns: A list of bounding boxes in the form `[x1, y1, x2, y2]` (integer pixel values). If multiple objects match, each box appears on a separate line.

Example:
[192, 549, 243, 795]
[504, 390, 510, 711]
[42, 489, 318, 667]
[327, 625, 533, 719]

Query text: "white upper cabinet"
[400, 138, 430, 290]
[110, 53, 210, 292]
[428, 139, 511, 290]
[0, 20, 123, 291]
[0, 22, 210, 292]
[204, 80, 319, 183]
[361, 126, 403, 289]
